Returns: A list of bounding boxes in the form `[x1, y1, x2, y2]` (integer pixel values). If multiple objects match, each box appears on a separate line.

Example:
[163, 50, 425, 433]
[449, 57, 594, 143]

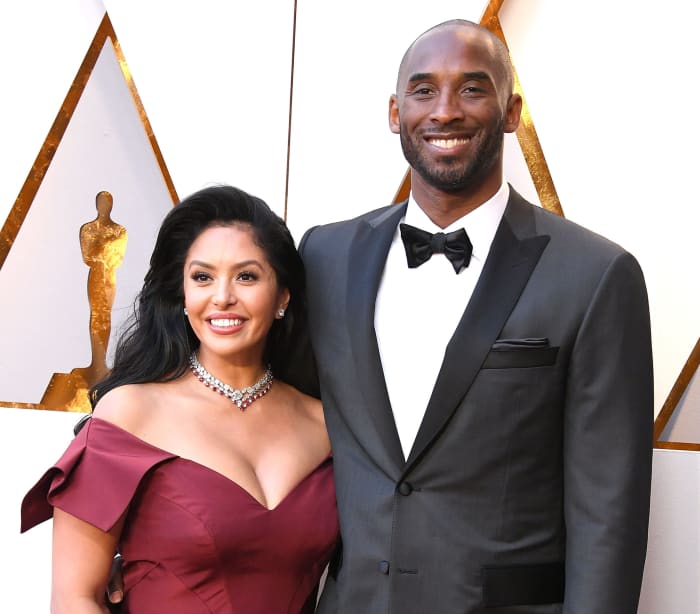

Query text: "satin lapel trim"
[346, 203, 407, 476]
[404, 198, 551, 470]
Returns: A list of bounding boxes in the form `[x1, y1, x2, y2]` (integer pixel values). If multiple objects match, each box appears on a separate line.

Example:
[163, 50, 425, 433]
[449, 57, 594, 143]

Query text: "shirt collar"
[404, 182, 509, 262]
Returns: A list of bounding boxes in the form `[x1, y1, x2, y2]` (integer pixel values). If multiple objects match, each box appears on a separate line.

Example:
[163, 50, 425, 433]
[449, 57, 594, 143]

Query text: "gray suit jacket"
[299, 188, 653, 614]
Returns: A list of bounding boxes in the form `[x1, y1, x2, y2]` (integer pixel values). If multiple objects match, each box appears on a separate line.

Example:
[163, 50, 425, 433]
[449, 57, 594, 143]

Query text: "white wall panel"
[1, 409, 88, 612]
[0, 0, 106, 225]
[500, 1, 700, 412]
[104, 0, 296, 213]
[640, 449, 700, 613]
[286, 0, 493, 238]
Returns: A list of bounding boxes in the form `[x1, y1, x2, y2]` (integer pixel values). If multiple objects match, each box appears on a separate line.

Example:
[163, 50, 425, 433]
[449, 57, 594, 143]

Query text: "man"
[300, 19, 652, 613]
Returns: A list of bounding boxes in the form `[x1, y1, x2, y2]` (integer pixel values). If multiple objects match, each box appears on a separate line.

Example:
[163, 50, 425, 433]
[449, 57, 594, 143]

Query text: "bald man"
[301, 19, 652, 613]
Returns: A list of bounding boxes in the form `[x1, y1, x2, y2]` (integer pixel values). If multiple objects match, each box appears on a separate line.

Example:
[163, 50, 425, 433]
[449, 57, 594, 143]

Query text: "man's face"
[389, 26, 520, 194]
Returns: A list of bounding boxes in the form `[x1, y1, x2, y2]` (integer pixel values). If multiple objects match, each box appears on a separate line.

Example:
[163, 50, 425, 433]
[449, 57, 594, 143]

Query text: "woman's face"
[183, 224, 289, 367]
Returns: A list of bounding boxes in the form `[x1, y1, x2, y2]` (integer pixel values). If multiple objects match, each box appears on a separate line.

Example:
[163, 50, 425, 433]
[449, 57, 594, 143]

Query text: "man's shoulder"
[509, 191, 630, 259]
[308, 203, 399, 234]
[300, 202, 401, 255]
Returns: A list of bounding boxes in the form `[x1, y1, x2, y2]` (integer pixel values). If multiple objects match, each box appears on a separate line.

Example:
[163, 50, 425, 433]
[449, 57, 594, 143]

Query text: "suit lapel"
[404, 191, 551, 471]
[344, 203, 407, 476]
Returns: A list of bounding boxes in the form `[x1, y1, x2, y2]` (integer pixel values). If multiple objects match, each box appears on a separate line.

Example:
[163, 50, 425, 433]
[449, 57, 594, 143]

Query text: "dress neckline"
[86, 416, 332, 511]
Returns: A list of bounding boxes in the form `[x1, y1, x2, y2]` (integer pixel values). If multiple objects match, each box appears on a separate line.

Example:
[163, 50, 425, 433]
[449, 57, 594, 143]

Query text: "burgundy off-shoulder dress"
[21, 417, 339, 613]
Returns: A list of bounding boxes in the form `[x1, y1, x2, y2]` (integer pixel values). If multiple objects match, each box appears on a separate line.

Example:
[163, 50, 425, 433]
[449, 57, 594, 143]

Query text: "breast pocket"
[481, 338, 559, 369]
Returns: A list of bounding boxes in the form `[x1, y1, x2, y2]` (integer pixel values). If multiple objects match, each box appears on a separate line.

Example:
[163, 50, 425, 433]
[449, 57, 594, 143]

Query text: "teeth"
[429, 138, 469, 149]
[210, 318, 242, 327]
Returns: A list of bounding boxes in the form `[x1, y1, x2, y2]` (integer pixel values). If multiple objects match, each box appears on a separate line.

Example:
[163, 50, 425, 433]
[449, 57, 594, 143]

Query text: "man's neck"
[411, 175, 503, 229]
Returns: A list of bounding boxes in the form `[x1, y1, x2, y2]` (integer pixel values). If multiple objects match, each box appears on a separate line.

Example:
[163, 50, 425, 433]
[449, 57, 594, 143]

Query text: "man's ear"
[504, 92, 522, 134]
[389, 94, 401, 134]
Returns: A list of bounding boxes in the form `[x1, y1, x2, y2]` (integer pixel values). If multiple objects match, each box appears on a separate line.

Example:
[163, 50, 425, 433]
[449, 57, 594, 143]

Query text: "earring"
[276, 308, 286, 318]
[183, 307, 189, 316]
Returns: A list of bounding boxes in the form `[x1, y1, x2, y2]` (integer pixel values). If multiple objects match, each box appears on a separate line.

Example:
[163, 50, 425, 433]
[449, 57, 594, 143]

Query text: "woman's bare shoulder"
[301, 393, 324, 425]
[91, 383, 165, 433]
[278, 381, 322, 416]
[275, 382, 326, 439]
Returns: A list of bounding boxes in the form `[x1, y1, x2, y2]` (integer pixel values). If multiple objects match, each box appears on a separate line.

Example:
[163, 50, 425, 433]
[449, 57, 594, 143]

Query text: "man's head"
[389, 20, 521, 201]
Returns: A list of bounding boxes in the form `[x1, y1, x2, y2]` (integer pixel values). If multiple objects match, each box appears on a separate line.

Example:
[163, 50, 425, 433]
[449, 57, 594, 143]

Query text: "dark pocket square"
[482, 338, 558, 369]
[482, 561, 565, 607]
[490, 337, 550, 349]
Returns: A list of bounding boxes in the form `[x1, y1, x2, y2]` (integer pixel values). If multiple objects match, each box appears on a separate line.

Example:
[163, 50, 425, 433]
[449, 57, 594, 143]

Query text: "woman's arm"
[51, 507, 124, 614]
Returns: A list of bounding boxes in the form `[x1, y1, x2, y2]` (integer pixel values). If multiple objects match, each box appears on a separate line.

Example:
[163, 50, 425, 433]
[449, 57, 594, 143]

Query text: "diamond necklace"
[188, 352, 273, 410]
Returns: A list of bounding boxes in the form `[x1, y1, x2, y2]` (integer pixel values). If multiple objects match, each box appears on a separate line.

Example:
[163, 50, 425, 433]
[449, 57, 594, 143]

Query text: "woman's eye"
[237, 271, 258, 282]
[192, 272, 211, 282]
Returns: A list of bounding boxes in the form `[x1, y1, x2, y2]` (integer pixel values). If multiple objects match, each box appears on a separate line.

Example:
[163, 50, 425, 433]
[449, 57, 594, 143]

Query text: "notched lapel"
[345, 204, 407, 475]
[404, 196, 551, 470]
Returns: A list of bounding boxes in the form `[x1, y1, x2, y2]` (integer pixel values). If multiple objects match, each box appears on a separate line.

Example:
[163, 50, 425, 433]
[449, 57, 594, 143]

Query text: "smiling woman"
[20, 185, 338, 614]
[183, 224, 289, 374]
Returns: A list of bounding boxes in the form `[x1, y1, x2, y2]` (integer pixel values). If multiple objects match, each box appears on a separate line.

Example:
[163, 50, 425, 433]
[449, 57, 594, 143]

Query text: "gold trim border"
[0, 12, 178, 271]
[482, 9, 563, 216]
[0, 12, 177, 411]
[653, 338, 700, 451]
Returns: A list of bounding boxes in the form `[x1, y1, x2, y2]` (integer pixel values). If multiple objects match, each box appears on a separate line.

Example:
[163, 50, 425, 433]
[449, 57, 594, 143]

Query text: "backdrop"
[1, 1, 698, 611]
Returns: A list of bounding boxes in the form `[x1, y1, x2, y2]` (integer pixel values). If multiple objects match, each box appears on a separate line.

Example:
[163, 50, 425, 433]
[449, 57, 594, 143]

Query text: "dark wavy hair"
[90, 185, 313, 406]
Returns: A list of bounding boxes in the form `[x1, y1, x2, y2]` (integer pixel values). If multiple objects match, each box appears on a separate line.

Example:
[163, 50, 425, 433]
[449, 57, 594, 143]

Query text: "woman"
[21, 186, 338, 613]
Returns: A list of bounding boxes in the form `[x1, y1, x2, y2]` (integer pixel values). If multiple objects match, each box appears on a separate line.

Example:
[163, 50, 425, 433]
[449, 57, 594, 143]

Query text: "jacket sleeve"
[562, 250, 653, 614]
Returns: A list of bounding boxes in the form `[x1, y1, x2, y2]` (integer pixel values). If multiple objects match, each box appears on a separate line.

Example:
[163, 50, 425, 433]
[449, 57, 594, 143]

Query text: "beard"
[400, 117, 505, 193]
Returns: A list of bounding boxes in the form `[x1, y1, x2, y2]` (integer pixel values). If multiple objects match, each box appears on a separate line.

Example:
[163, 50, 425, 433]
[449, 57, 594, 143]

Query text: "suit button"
[397, 481, 413, 496]
[379, 560, 390, 574]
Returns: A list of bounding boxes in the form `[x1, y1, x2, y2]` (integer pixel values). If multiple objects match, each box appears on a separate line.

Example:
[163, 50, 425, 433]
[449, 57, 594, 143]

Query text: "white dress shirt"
[374, 183, 510, 458]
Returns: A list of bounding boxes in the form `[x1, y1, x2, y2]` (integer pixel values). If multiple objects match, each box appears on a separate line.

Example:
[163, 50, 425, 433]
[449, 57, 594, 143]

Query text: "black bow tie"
[399, 223, 472, 273]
